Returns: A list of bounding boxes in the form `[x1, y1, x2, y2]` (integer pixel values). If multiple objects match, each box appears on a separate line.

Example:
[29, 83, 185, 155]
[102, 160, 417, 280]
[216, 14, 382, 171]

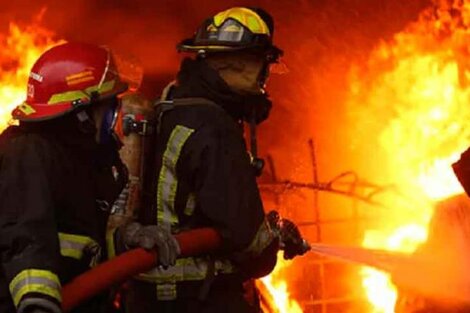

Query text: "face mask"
[242, 93, 272, 124]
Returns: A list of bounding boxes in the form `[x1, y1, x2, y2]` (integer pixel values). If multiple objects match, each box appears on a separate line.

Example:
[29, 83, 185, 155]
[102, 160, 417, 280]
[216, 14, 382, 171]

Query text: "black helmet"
[177, 7, 283, 63]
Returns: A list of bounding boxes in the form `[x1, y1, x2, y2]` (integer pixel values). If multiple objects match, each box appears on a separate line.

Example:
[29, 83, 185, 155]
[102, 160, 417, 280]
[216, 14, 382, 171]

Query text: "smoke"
[0, 0, 431, 181]
[0, 1, 435, 226]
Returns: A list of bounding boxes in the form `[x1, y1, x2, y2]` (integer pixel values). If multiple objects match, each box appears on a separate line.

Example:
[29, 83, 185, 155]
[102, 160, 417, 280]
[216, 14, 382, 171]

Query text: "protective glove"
[121, 222, 180, 267]
[279, 218, 310, 259]
[266, 210, 310, 260]
[18, 297, 61, 313]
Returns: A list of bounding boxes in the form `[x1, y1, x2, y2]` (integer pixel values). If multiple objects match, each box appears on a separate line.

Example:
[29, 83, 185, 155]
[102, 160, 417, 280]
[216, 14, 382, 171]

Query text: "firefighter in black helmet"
[114, 7, 309, 313]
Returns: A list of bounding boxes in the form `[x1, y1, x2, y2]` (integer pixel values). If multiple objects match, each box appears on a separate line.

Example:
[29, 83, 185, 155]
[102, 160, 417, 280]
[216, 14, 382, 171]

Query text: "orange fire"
[346, 0, 470, 312]
[0, 12, 60, 133]
[258, 254, 303, 313]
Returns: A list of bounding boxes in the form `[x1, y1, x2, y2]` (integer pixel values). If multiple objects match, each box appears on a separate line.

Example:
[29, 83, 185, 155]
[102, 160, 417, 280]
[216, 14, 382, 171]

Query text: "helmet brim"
[12, 83, 129, 122]
[12, 101, 75, 122]
[177, 38, 284, 62]
[177, 38, 249, 53]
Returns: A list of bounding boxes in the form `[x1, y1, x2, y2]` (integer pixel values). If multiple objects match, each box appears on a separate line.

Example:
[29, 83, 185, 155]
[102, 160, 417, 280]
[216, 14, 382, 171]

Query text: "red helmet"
[12, 42, 143, 121]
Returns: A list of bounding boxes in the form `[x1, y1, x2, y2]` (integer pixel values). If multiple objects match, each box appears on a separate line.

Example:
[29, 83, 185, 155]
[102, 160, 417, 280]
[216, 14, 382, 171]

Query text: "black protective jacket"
[0, 117, 126, 313]
[124, 59, 278, 313]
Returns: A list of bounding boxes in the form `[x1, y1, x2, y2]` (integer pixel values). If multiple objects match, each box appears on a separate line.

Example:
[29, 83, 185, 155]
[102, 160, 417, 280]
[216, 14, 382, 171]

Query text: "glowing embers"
[0, 11, 61, 132]
[346, 1, 470, 312]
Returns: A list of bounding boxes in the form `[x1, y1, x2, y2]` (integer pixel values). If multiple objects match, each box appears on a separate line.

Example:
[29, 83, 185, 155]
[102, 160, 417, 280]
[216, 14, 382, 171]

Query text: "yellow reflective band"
[156, 283, 177, 300]
[157, 125, 195, 227]
[213, 7, 270, 35]
[58, 232, 99, 261]
[18, 103, 36, 115]
[60, 248, 82, 260]
[48, 80, 116, 105]
[136, 257, 234, 283]
[66, 76, 95, 86]
[9, 269, 61, 307]
[66, 70, 94, 81]
[244, 219, 275, 256]
[106, 227, 117, 259]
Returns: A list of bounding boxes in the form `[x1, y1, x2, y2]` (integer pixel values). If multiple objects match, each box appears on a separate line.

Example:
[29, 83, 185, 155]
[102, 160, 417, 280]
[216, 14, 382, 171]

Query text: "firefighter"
[114, 7, 309, 313]
[0, 42, 141, 313]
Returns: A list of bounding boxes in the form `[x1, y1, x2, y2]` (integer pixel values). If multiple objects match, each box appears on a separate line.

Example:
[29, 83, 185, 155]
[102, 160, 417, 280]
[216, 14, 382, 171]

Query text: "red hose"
[62, 228, 222, 312]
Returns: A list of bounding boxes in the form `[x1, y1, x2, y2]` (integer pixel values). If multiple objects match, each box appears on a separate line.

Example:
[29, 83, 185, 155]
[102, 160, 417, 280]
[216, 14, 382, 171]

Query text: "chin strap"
[249, 114, 265, 177]
[76, 110, 96, 135]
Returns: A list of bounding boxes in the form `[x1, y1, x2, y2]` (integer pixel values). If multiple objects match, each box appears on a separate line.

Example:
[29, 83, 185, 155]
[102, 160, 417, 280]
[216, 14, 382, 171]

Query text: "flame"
[258, 254, 303, 313]
[0, 11, 60, 132]
[346, 1, 470, 312]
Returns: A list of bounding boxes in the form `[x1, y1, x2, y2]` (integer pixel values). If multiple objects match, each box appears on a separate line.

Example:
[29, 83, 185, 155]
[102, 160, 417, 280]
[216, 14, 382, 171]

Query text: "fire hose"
[62, 228, 222, 312]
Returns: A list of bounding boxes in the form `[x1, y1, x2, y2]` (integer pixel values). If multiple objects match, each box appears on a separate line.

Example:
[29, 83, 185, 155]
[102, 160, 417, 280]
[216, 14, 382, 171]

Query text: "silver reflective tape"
[10, 276, 60, 301]
[157, 125, 195, 227]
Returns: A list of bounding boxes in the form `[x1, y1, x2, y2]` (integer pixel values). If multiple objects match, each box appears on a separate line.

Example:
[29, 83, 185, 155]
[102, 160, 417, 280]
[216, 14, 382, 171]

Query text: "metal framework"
[257, 139, 408, 313]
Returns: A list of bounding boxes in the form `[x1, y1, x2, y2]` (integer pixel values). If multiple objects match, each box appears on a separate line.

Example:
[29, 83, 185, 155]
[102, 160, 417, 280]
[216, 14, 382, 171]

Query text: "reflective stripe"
[136, 257, 234, 283]
[48, 80, 116, 105]
[58, 233, 101, 266]
[243, 219, 275, 256]
[157, 125, 195, 228]
[184, 193, 197, 216]
[9, 269, 61, 307]
[106, 228, 117, 259]
[157, 284, 176, 300]
[154, 125, 195, 300]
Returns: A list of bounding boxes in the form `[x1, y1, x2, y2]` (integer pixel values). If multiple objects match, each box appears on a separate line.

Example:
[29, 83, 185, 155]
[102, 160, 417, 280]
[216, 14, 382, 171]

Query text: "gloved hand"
[279, 218, 310, 259]
[18, 297, 61, 313]
[266, 210, 310, 260]
[121, 222, 180, 267]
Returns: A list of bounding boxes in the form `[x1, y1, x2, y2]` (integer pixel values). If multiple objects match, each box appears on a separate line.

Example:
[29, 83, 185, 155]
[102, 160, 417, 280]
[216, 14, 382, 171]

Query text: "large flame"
[258, 254, 303, 313]
[0, 12, 59, 132]
[347, 1, 470, 311]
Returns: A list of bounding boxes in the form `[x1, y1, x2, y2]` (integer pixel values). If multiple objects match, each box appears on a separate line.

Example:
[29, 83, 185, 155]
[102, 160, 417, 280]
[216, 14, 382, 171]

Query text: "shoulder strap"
[154, 97, 222, 134]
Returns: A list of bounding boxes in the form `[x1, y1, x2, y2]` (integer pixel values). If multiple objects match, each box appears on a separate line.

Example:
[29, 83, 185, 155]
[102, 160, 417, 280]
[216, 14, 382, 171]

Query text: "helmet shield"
[108, 50, 143, 92]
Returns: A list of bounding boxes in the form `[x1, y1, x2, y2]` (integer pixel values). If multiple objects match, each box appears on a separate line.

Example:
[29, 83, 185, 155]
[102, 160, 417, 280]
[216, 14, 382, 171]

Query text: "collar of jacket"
[17, 115, 117, 168]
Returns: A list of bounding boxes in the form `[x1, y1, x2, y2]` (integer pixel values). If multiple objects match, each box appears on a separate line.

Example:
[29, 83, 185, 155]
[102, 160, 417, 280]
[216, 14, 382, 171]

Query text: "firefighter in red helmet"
[112, 7, 309, 313]
[0, 42, 142, 313]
